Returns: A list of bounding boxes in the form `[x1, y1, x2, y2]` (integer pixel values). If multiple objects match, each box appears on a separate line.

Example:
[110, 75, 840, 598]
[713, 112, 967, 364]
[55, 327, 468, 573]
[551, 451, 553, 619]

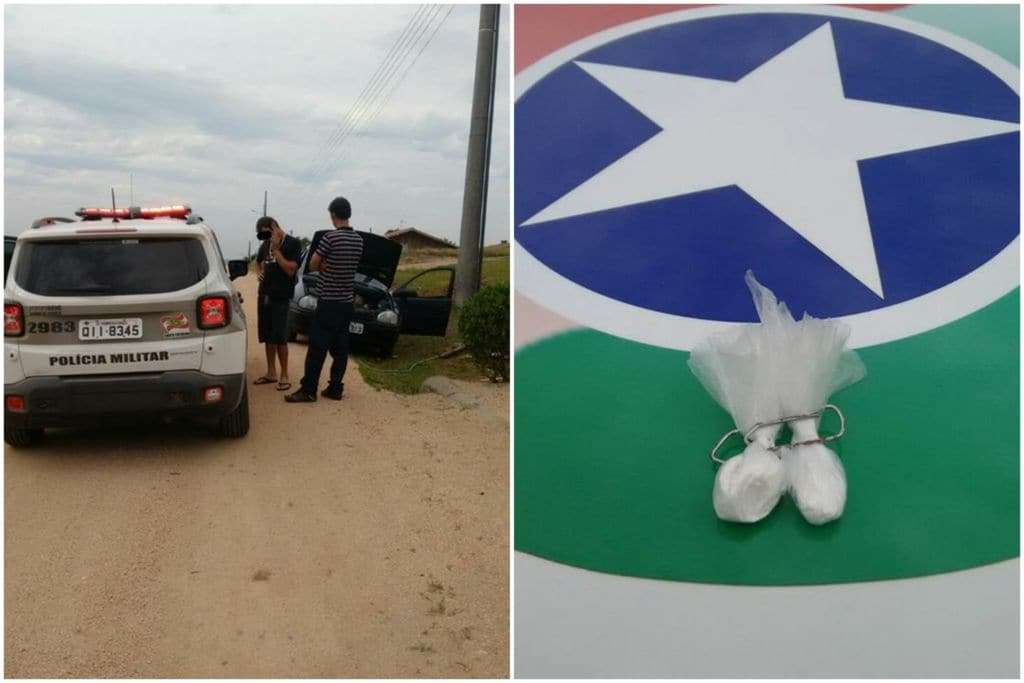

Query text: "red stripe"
[515, 4, 907, 73]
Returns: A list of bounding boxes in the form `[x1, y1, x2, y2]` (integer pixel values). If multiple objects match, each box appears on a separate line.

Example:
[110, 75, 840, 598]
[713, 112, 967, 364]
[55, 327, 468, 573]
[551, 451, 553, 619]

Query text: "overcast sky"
[5, 4, 509, 259]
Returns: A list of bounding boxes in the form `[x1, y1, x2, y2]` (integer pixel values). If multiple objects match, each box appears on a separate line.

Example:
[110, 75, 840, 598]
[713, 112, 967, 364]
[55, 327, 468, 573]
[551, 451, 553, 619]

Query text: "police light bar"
[75, 205, 191, 220]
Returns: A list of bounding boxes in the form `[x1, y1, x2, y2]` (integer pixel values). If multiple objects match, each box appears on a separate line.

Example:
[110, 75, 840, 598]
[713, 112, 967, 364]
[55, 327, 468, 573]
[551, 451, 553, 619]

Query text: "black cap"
[328, 196, 351, 220]
[255, 216, 277, 232]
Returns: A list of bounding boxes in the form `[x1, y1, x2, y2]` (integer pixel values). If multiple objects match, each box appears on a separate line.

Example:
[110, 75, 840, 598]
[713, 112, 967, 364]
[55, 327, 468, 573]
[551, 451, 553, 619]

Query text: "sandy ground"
[4, 274, 509, 678]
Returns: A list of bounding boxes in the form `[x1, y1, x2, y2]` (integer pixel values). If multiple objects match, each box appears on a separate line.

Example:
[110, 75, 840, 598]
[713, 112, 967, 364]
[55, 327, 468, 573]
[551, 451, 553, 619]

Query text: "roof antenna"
[263, 190, 268, 217]
[111, 187, 119, 223]
[129, 172, 134, 206]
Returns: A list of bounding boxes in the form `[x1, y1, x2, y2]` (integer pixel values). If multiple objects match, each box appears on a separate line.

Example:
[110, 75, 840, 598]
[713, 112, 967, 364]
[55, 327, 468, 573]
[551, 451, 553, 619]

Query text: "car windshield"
[15, 237, 209, 296]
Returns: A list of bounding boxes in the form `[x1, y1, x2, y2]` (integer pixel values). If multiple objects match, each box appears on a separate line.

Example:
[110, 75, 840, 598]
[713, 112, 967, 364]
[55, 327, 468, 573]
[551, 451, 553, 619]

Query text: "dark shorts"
[257, 296, 290, 345]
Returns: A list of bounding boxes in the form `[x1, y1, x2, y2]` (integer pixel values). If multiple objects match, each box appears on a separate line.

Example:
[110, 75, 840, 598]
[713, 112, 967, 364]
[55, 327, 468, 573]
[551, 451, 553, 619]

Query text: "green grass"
[398, 246, 458, 265]
[393, 252, 508, 297]
[483, 242, 509, 258]
[355, 308, 484, 393]
[397, 242, 507, 267]
[356, 252, 509, 394]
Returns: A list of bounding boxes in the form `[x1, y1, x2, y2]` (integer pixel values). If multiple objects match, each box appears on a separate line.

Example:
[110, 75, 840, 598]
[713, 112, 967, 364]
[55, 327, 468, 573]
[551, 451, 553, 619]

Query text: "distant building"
[384, 227, 457, 251]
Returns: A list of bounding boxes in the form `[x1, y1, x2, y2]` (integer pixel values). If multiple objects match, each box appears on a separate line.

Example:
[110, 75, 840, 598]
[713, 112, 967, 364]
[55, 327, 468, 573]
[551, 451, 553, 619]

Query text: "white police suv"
[4, 205, 251, 446]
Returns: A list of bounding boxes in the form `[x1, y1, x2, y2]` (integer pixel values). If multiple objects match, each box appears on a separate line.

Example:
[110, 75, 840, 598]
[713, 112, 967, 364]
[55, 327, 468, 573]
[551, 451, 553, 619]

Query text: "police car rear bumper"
[4, 371, 245, 429]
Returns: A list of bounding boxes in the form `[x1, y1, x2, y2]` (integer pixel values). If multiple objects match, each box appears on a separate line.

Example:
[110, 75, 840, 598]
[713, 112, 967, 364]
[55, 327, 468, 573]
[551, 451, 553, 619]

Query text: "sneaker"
[321, 385, 344, 401]
[284, 389, 317, 403]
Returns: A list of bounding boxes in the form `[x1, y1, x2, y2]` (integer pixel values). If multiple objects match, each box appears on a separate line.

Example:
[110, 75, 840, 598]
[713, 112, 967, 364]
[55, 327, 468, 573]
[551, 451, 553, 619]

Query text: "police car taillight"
[5, 395, 26, 413]
[4, 303, 24, 337]
[197, 296, 230, 329]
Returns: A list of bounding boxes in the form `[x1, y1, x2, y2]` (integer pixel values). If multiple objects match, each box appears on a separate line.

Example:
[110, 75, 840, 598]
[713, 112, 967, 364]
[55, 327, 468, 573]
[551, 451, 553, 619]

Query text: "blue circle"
[515, 13, 1019, 322]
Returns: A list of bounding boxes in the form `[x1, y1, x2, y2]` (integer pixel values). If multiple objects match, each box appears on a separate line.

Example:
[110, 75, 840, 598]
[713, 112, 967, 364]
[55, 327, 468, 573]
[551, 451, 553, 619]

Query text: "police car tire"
[219, 384, 250, 438]
[5, 426, 42, 448]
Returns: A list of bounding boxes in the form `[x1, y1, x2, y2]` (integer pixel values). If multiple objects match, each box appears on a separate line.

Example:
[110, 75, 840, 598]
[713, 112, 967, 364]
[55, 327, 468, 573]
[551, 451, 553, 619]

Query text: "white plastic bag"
[745, 272, 865, 525]
[711, 425, 786, 523]
[689, 272, 865, 524]
[688, 297, 788, 523]
[780, 424, 847, 525]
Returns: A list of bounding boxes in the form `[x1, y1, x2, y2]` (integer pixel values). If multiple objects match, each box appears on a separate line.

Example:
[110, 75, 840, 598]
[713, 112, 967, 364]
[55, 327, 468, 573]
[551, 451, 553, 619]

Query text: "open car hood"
[309, 229, 403, 288]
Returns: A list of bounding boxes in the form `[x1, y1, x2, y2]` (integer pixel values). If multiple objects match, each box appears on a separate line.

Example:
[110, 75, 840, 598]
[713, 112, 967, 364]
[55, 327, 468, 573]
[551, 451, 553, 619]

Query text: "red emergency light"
[75, 205, 192, 220]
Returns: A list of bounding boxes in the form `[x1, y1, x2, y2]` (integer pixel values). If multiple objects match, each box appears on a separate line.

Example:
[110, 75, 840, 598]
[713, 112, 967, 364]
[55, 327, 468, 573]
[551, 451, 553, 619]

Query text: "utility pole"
[453, 4, 500, 306]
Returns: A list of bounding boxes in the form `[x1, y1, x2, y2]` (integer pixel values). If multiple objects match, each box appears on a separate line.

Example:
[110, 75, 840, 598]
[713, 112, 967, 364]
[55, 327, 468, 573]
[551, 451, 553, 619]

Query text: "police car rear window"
[15, 238, 209, 296]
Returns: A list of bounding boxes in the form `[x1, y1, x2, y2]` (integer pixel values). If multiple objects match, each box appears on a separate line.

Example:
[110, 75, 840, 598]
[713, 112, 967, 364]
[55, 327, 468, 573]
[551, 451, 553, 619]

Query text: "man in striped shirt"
[286, 196, 364, 403]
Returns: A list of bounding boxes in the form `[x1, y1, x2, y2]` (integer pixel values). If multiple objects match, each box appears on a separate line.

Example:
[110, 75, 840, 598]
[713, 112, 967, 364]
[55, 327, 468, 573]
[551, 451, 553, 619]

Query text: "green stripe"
[515, 290, 1019, 585]
[891, 4, 1019, 66]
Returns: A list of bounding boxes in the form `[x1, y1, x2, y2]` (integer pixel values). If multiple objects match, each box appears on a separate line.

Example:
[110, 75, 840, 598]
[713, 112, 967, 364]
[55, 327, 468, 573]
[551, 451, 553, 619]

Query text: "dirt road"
[5, 274, 509, 678]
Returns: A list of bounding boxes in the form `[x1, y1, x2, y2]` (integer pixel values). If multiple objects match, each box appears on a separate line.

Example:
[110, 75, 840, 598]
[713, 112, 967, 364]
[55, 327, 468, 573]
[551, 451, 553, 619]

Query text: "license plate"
[349, 322, 364, 335]
[78, 318, 143, 341]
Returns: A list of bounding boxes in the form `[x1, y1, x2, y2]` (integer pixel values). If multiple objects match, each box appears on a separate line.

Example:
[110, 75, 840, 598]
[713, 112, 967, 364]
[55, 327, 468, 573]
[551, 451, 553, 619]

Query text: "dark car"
[287, 230, 454, 357]
[4, 236, 16, 282]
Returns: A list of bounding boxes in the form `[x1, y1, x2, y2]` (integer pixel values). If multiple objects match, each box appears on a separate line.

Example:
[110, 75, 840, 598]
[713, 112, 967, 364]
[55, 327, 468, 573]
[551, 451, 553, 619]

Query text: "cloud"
[5, 49, 307, 141]
[4, 4, 510, 257]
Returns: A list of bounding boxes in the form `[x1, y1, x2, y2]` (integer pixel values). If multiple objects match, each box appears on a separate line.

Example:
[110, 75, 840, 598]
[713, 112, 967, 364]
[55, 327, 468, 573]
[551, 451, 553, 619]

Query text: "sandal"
[254, 376, 277, 385]
[276, 381, 293, 391]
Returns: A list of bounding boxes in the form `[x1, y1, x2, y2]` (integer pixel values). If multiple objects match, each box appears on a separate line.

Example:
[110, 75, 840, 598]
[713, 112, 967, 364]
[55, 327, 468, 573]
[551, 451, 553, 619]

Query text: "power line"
[306, 4, 445, 185]
[304, 7, 429, 180]
[351, 6, 455, 153]
[305, 5, 436, 181]
[303, 5, 428, 178]
[308, 5, 455, 187]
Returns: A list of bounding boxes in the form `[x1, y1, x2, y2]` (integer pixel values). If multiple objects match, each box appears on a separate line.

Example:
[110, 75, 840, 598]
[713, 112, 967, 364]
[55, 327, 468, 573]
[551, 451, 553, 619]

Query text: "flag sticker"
[161, 312, 191, 337]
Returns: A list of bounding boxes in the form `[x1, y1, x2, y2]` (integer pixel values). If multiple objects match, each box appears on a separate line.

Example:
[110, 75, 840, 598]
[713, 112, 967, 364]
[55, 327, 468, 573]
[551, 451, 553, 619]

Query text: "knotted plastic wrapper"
[746, 271, 864, 524]
[687, 285, 789, 523]
[711, 424, 786, 523]
[689, 272, 865, 524]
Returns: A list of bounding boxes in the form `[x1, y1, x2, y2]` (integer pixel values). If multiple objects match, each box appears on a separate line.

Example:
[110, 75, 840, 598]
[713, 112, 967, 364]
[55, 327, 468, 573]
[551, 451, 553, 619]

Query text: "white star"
[521, 23, 1019, 298]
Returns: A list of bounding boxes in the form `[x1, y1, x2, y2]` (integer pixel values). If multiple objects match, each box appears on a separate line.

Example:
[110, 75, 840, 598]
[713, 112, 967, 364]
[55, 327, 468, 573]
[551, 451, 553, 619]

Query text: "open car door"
[393, 267, 455, 336]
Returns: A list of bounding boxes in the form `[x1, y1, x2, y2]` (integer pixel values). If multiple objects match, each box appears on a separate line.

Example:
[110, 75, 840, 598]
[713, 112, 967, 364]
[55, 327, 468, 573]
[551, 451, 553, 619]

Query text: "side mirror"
[227, 259, 248, 280]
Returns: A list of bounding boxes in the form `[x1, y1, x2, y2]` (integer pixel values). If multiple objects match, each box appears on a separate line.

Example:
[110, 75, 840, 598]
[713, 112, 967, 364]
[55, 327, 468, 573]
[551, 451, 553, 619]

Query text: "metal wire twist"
[709, 404, 846, 465]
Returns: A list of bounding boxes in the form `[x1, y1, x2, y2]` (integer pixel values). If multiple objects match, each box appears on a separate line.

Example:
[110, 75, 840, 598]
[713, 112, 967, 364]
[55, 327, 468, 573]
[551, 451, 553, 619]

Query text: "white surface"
[514, 5, 1020, 351]
[514, 552, 1020, 678]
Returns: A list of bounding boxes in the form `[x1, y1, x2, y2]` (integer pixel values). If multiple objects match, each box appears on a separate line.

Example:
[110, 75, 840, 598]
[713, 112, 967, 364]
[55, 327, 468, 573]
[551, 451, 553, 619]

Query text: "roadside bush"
[458, 284, 510, 382]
